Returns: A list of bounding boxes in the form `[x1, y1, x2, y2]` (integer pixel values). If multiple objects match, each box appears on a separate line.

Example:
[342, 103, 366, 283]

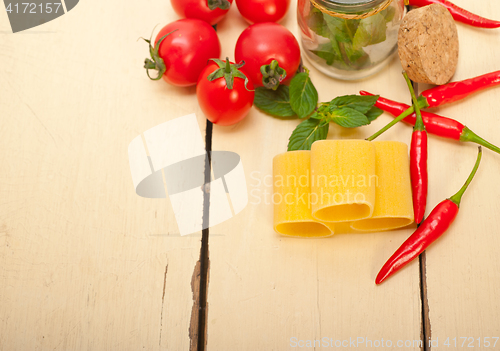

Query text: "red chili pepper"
[376, 147, 483, 284]
[410, 130, 428, 224]
[404, 72, 428, 225]
[421, 70, 500, 107]
[360, 91, 500, 154]
[366, 71, 500, 141]
[408, 0, 500, 29]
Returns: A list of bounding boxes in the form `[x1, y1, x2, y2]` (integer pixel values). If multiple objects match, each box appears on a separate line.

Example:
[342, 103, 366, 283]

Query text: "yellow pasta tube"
[310, 140, 376, 222]
[273, 151, 335, 238]
[351, 141, 414, 232]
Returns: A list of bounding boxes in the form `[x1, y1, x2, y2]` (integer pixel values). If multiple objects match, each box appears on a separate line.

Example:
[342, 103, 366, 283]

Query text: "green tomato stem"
[261, 60, 286, 91]
[207, 0, 230, 10]
[142, 29, 178, 81]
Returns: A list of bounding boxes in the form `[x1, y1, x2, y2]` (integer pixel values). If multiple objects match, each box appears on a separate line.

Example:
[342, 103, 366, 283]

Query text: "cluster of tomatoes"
[143, 0, 301, 126]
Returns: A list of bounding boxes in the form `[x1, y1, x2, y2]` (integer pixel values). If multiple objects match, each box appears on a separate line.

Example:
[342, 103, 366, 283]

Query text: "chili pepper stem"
[460, 127, 500, 155]
[366, 96, 428, 141]
[449, 147, 482, 207]
[403, 72, 425, 131]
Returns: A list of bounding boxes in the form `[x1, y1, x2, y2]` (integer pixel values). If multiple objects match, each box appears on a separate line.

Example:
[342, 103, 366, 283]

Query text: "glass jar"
[297, 0, 405, 80]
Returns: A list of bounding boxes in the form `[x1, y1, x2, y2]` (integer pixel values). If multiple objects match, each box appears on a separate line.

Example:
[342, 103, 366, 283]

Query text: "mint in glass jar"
[297, 0, 406, 80]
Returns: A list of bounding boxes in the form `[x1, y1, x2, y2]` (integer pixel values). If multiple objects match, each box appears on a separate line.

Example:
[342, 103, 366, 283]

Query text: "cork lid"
[398, 3, 459, 84]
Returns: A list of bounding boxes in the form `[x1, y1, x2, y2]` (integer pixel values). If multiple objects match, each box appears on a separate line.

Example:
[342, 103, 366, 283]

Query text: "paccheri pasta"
[273, 151, 335, 238]
[272, 140, 414, 237]
[350, 141, 414, 232]
[311, 140, 377, 223]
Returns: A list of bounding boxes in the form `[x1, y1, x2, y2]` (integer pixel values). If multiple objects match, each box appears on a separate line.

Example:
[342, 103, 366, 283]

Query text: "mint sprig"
[252, 68, 382, 151]
[306, 4, 395, 71]
[286, 92, 382, 151]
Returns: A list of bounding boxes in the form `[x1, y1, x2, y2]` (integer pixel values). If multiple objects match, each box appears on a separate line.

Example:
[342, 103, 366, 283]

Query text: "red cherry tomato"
[235, 0, 290, 23]
[143, 19, 220, 87]
[234, 22, 300, 88]
[170, 0, 233, 25]
[197, 60, 255, 126]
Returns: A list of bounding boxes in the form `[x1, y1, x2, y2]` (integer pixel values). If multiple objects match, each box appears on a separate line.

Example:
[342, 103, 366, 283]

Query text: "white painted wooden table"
[1, 1, 500, 350]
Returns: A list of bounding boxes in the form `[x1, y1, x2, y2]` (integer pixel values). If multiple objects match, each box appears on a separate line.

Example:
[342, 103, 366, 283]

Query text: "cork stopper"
[398, 4, 459, 85]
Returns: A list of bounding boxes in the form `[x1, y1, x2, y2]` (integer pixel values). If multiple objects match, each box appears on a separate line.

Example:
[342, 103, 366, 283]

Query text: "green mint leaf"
[289, 72, 318, 119]
[311, 48, 335, 66]
[329, 107, 370, 128]
[323, 14, 351, 43]
[311, 39, 342, 66]
[345, 18, 361, 39]
[353, 13, 387, 49]
[382, 6, 396, 23]
[287, 118, 329, 151]
[308, 7, 329, 38]
[342, 42, 368, 64]
[329, 94, 379, 114]
[254, 86, 297, 118]
[366, 106, 383, 122]
[308, 111, 322, 120]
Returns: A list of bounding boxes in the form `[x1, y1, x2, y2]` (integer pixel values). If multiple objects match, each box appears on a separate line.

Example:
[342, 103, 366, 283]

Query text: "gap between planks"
[197, 120, 213, 351]
[189, 120, 213, 351]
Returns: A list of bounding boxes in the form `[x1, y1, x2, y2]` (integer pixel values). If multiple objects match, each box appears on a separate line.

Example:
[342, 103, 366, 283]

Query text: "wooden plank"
[417, 1, 500, 347]
[207, 3, 422, 350]
[0, 2, 204, 350]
